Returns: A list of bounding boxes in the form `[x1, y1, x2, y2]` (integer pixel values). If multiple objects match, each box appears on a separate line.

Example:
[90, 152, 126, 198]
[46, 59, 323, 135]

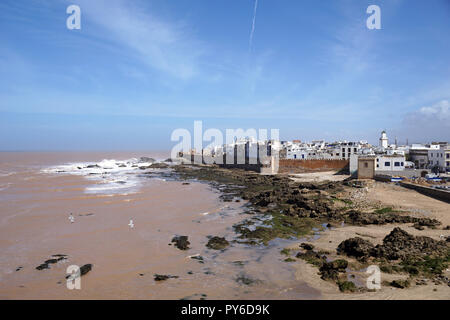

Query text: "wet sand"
[0, 152, 319, 299]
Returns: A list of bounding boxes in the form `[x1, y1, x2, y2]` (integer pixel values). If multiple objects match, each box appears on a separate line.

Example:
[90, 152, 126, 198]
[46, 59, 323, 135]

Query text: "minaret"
[379, 130, 388, 149]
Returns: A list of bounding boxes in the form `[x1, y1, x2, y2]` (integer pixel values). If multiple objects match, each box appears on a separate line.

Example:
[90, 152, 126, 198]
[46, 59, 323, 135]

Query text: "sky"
[0, 0, 449, 151]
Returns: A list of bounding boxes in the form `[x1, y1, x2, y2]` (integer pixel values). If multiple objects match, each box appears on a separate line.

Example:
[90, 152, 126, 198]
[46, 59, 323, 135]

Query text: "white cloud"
[398, 100, 450, 142]
[75, 0, 206, 79]
[406, 100, 449, 123]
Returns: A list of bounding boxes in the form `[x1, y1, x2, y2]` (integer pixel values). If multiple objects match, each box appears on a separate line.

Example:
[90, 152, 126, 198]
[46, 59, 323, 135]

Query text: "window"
[446, 154, 449, 159]
[354, 148, 357, 152]
[348, 148, 351, 152]
[364, 162, 368, 168]
[401, 162, 404, 166]
[385, 162, 390, 166]
[376, 164, 379, 168]
[394, 162, 400, 167]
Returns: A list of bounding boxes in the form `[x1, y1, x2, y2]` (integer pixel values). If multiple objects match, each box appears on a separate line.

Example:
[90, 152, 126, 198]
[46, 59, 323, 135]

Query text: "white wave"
[40, 158, 163, 195]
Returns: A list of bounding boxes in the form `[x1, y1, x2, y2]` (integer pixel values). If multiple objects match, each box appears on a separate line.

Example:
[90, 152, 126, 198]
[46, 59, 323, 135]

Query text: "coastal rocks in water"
[154, 274, 179, 281]
[337, 237, 375, 260]
[150, 163, 169, 169]
[171, 236, 190, 250]
[86, 164, 100, 169]
[206, 236, 230, 250]
[36, 255, 68, 270]
[80, 264, 92, 276]
[139, 157, 156, 163]
[65, 264, 93, 279]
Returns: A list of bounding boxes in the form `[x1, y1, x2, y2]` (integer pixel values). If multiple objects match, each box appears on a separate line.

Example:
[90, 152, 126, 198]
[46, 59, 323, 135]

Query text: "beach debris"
[171, 235, 190, 250]
[69, 213, 75, 223]
[154, 274, 179, 281]
[15, 266, 23, 272]
[128, 219, 134, 229]
[206, 236, 230, 250]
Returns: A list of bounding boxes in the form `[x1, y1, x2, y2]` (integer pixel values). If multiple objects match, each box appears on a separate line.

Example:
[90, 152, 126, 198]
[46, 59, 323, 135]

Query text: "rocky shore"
[171, 164, 450, 295]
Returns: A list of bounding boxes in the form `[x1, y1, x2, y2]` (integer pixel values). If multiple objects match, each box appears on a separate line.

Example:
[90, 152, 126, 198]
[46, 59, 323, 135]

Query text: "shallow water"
[0, 152, 320, 299]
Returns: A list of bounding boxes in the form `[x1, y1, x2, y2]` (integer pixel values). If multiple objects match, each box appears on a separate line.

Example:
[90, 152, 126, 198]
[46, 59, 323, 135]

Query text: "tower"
[379, 130, 388, 149]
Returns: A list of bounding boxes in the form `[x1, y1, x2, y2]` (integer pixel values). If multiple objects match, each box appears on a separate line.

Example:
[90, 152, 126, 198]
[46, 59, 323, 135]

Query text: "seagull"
[128, 219, 134, 229]
[69, 213, 75, 223]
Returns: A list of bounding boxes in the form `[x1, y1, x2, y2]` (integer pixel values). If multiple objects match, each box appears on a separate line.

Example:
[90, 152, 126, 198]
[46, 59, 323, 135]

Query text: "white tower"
[379, 130, 388, 149]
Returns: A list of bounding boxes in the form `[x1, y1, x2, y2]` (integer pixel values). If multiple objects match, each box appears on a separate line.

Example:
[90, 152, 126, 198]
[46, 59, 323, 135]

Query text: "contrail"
[249, 0, 258, 51]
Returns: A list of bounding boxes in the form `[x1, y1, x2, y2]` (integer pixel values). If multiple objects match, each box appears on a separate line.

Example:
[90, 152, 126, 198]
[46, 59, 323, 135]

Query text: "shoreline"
[172, 164, 450, 299]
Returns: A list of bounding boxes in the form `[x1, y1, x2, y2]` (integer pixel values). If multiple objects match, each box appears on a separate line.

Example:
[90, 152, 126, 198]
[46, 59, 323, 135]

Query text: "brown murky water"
[0, 152, 320, 299]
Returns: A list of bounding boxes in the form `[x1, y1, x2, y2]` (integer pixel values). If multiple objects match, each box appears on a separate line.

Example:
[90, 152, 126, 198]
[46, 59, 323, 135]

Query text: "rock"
[206, 236, 230, 250]
[150, 163, 169, 169]
[36, 255, 67, 270]
[86, 164, 100, 168]
[139, 157, 156, 163]
[182, 182, 190, 185]
[171, 235, 190, 250]
[300, 243, 314, 251]
[80, 264, 92, 276]
[154, 274, 179, 281]
[338, 280, 357, 292]
[390, 279, 410, 289]
[371, 227, 448, 260]
[319, 259, 348, 280]
[190, 255, 204, 263]
[337, 237, 375, 259]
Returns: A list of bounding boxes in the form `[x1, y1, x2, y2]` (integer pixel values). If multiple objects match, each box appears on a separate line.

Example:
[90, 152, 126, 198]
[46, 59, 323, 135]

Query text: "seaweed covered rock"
[372, 227, 448, 260]
[319, 259, 348, 280]
[206, 236, 230, 250]
[171, 235, 190, 250]
[337, 237, 375, 259]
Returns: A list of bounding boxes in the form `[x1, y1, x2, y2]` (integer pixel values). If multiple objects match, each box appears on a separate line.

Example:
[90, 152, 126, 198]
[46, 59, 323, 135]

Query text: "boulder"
[337, 237, 375, 259]
[206, 236, 230, 250]
[171, 236, 190, 250]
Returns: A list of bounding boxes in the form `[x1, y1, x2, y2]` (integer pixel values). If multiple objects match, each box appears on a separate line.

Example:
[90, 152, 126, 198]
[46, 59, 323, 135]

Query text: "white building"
[428, 144, 449, 172]
[379, 130, 388, 149]
[375, 155, 406, 171]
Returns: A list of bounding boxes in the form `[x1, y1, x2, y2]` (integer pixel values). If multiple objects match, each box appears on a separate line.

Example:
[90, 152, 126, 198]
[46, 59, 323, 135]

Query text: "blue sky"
[0, 0, 449, 150]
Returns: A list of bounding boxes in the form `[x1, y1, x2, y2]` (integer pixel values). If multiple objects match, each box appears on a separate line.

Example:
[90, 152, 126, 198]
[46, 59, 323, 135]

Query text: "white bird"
[69, 213, 75, 223]
[128, 219, 134, 229]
